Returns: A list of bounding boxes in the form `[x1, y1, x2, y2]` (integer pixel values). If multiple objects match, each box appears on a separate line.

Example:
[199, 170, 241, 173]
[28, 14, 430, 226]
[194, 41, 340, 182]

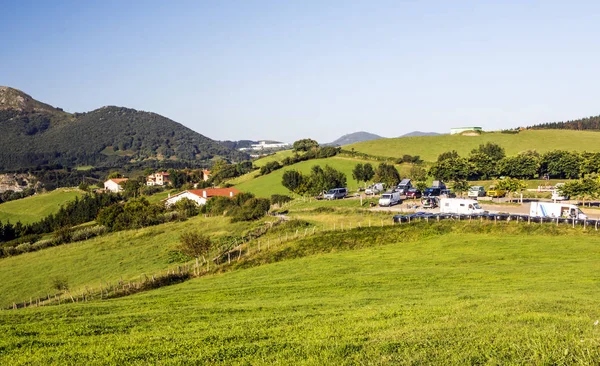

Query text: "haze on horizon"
[2, 0, 600, 143]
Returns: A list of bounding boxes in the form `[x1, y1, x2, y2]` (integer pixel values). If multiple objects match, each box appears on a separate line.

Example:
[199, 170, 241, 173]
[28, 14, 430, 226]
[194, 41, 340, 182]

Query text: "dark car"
[423, 187, 441, 197]
[405, 188, 422, 199]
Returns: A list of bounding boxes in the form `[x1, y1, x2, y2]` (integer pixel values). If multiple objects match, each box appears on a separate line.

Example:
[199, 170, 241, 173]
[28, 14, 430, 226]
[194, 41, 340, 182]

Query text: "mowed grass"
[0, 188, 83, 224]
[1, 226, 599, 364]
[0, 215, 269, 306]
[348, 129, 600, 161]
[234, 156, 412, 197]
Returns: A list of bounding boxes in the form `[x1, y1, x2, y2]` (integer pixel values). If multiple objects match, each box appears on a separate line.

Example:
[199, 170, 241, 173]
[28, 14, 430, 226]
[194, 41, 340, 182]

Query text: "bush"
[270, 194, 292, 206]
[71, 225, 107, 242]
[31, 239, 53, 251]
[15, 242, 32, 254]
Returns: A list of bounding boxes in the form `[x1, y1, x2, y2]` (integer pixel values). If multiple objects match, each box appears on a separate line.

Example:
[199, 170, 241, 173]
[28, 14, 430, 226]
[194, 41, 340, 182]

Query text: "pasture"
[0, 188, 83, 224]
[347, 130, 600, 161]
[1, 222, 599, 364]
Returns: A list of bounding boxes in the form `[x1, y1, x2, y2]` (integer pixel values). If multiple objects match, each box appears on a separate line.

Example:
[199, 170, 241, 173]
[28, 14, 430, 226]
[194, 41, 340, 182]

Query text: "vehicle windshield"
[473, 203, 482, 209]
[470, 187, 480, 191]
[382, 194, 390, 199]
[326, 189, 336, 194]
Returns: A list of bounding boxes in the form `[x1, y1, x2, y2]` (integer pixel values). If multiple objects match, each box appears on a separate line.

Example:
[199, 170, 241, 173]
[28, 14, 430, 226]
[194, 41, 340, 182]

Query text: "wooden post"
[494, 216, 496, 225]
[228, 251, 231, 264]
[556, 217, 559, 226]
[268, 238, 270, 250]
[369, 219, 371, 227]
[334, 223, 336, 231]
[528, 216, 531, 225]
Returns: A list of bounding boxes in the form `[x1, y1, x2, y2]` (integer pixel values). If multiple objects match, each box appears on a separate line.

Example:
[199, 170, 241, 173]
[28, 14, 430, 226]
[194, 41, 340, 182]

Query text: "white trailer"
[439, 198, 484, 215]
[379, 191, 401, 207]
[529, 202, 587, 219]
[366, 183, 385, 195]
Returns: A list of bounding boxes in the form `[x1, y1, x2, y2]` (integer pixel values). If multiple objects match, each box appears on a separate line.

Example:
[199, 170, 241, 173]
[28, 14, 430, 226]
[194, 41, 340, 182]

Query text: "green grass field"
[0, 188, 83, 224]
[348, 130, 600, 161]
[1, 222, 599, 364]
[234, 156, 412, 197]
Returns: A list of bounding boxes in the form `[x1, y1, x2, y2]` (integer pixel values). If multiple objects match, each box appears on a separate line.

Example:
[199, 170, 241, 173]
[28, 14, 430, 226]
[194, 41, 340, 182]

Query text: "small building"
[104, 178, 129, 193]
[202, 169, 211, 182]
[164, 188, 240, 207]
[450, 127, 483, 135]
[239, 140, 291, 151]
[146, 172, 170, 186]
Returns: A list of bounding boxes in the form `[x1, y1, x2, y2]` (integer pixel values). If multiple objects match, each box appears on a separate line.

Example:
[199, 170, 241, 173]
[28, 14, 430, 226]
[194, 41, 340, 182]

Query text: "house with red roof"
[146, 172, 170, 186]
[164, 187, 240, 207]
[104, 178, 129, 193]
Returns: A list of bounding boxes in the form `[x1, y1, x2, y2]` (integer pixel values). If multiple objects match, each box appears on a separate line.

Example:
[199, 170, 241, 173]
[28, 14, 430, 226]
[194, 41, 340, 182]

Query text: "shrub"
[15, 242, 32, 254]
[270, 194, 292, 206]
[71, 226, 107, 242]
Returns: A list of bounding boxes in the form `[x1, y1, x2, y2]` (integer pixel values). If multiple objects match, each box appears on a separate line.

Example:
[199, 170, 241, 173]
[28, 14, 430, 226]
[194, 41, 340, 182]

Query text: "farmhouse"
[104, 178, 128, 193]
[164, 188, 240, 207]
[146, 172, 170, 186]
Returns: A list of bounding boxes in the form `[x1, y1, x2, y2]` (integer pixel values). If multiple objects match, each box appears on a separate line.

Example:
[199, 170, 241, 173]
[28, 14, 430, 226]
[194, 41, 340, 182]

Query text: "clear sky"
[2, 1, 600, 143]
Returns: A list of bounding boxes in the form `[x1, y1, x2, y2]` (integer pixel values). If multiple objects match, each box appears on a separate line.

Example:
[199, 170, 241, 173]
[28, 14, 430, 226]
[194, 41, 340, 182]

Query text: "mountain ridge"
[325, 131, 382, 146]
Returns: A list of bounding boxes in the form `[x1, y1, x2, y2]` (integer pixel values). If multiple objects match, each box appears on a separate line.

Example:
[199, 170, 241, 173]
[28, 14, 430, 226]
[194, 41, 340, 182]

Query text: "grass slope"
[0, 188, 83, 224]
[0, 216, 266, 306]
[235, 156, 411, 197]
[1, 226, 599, 364]
[348, 130, 600, 161]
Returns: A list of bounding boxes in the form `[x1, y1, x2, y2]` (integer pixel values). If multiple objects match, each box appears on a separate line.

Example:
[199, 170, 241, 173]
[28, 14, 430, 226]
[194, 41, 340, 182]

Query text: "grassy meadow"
[347, 130, 600, 161]
[1, 222, 599, 364]
[234, 156, 412, 197]
[0, 188, 83, 224]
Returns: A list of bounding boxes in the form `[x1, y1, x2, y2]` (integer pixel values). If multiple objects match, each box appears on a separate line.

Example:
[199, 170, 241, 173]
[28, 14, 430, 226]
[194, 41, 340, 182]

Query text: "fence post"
[556, 217, 559, 226]
[572, 218, 575, 229]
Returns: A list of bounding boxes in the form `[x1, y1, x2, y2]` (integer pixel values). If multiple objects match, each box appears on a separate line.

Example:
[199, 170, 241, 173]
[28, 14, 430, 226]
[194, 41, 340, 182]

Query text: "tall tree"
[471, 142, 506, 162]
[292, 138, 319, 152]
[373, 163, 401, 188]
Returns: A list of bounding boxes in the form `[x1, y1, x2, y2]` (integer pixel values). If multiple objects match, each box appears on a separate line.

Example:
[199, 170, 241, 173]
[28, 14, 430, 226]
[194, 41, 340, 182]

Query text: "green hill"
[0, 188, 83, 224]
[347, 130, 600, 162]
[1, 223, 599, 364]
[234, 156, 411, 197]
[0, 87, 248, 171]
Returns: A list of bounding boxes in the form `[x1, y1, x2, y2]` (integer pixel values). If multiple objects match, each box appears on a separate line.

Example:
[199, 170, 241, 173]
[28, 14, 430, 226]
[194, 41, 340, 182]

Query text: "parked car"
[421, 197, 438, 209]
[486, 185, 506, 198]
[397, 179, 412, 194]
[405, 188, 422, 199]
[423, 187, 441, 197]
[378, 191, 401, 207]
[440, 198, 485, 215]
[365, 183, 385, 195]
[323, 188, 347, 200]
[468, 186, 486, 198]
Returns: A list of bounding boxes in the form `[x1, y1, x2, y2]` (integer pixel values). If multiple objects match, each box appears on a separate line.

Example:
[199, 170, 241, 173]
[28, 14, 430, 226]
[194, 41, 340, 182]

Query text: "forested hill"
[0, 87, 248, 171]
[528, 115, 600, 131]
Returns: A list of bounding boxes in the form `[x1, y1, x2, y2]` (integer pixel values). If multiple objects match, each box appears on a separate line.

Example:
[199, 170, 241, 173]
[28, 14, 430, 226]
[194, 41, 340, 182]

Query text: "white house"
[164, 188, 240, 207]
[104, 178, 129, 193]
[239, 140, 290, 151]
[146, 172, 170, 186]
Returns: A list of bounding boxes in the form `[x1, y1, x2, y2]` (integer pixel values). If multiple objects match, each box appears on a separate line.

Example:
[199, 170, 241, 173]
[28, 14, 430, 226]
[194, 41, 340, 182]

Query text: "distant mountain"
[0, 87, 248, 171]
[399, 131, 441, 138]
[528, 114, 600, 131]
[325, 131, 382, 146]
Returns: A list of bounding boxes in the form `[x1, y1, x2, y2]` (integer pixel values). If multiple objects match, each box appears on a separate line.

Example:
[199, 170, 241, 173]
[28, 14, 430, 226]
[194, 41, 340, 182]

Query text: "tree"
[428, 156, 470, 182]
[471, 142, 505, 162]
[559, 178, 600, 206]
[468, 152, 495, 180]
[437, 150, 460, 162]
[452, 180, 470, 197]
[497, 154, 539, 179]
[352, 163, 365, 185]
[179, 231, 213, 273]
[306, 165, 347, 195]
[282, 170, 305, 195]
[496, 178, 526, 202]
[292, 138, 319, 152]
[173, 197, 199, 218]
[363, 163, 374, 182]
[408, 164, 427, 182]
[539, 150, 582, 179]
[107, 172, 122, 179]
[373, 163, 400, 188]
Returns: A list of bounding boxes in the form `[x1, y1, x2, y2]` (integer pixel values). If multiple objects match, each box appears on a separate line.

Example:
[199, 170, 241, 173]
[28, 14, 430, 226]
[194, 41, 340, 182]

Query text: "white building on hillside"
[239, 140, 290, 151]
[104, 178, 129, 193]
[163, 188, 240, 207]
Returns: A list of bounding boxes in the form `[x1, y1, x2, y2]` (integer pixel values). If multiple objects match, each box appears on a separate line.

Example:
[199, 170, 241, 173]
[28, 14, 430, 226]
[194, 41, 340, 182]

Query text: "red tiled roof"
[187, 188, 240, 198]
[108, 178, 129, 184]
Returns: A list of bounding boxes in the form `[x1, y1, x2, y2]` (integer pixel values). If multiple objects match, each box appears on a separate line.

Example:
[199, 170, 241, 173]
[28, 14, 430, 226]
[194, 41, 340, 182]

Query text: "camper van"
[397, 179, 412, 195]
[439, 198, 485, 215]
[365, 183, 385, 195]
[323, 188, 347, 200]
[379, 191, 401, 207]
[530, 202, 587, 219]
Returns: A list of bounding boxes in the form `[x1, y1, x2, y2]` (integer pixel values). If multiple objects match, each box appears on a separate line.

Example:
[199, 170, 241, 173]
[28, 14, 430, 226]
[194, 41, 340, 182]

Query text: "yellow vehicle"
[486, 185, 506, 198]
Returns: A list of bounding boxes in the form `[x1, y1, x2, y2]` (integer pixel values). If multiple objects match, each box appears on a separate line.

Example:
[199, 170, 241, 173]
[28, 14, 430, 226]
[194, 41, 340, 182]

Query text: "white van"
[379, 191, 401, 207]
[530, 202, 587, 219]
[551, 183, 569, 201]
[365, 183, 386, 195]
[439, 198, 484, 215]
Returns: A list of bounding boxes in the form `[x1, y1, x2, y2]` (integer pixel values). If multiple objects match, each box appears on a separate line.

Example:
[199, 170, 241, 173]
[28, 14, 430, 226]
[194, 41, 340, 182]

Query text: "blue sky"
[2, 1, 600, 143]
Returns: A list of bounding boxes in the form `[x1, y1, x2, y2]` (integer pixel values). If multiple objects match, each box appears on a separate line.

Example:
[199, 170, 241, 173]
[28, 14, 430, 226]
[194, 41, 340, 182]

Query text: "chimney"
[203, 190, 207, 198]
[168, 193, 171, 198]
[230, 191, 234, 197]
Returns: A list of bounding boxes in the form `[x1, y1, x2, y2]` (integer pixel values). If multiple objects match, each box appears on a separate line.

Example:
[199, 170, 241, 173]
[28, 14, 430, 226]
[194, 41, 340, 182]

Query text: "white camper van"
[439, 198, 484, 215]
[365, 183, 385, 195]
[551, 183, 569, 201]
[379, 191, 401, 207]
[529, 202, 587, 219]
